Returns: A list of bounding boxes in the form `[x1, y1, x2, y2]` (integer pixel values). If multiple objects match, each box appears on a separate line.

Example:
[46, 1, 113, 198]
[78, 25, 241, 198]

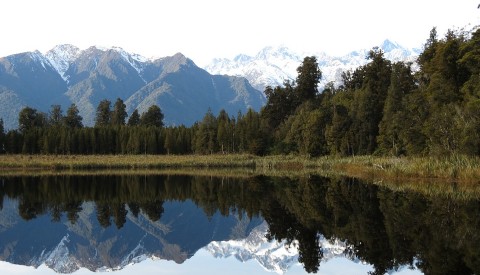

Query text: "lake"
[0, 173, 477, 274]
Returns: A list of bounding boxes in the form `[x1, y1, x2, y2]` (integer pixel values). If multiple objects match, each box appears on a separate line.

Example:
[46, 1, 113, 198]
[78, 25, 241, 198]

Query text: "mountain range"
[0, 45, 265, 129]
[0, 40, 420, 130]
[204, 40, 421, 91]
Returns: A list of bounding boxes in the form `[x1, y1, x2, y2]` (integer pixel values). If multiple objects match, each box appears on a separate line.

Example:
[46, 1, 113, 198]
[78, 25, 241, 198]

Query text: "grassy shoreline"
[1, 154, 480, 200]
[1, 154, 480, 181]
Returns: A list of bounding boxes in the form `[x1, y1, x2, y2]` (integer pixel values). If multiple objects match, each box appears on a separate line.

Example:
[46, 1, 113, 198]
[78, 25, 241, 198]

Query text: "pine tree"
[111, 98, 127, 126]
[296, 56, 322, 102]
[64, 104, 83, 128]
[351, 48, 392, 154]
[18, 107, 46, 132]
[95, 99, 112, 127]
[377, 62, 415, 155]
[0, 118, 4, 154]
[140, 105, 164, 128]
[194, 109, 217, 154]
[48, 105, 64, 126]
[127, 109, 140, 126]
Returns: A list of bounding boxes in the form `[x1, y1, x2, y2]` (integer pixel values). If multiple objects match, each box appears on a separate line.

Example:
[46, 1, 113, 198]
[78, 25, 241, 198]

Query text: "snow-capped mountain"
[204, 40, 421, 91]
[0, 45, 265, 129]
[45, 44, 82, 82]
[205, 221, 354, 274]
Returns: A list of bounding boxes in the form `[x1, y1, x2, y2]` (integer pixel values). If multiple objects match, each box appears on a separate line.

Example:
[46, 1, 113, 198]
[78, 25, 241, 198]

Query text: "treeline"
[1, 27, 479, 156]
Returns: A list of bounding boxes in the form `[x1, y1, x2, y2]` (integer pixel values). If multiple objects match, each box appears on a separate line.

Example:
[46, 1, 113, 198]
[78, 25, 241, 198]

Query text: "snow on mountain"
[45, 44, 81, 82]
[204, 40, 421, 91]
[45, 45, 150, 83]
[204, 221, 354, 274]
[111, 46, 149, 78]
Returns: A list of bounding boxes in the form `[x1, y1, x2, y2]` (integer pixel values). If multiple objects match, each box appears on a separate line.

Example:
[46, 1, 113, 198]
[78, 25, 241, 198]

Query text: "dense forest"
[1, 27, 479, 156]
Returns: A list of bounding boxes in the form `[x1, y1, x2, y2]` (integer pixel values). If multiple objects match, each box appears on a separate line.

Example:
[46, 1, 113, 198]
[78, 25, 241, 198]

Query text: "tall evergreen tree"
[0, 118, 4, 153]
[262, 82, 297, 130]
[48, 105, 64, 126]
[111, 98, 127, 126]
[377, 62, 416, 155]
[295, 56, 322, 102]
[194, 108, 217, 154]
[127, 109, 140, 126]
[216, 109, 231, 154]
[351, 48, 392, 154]
[18, 107, 46, 132]
[95, 99, 112, 127]
[140, 105, 164, 127]
[64, 104, 83, 128]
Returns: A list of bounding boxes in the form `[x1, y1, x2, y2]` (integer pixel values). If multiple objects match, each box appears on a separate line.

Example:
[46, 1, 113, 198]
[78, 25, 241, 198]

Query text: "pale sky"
[1, 0, 479, 66]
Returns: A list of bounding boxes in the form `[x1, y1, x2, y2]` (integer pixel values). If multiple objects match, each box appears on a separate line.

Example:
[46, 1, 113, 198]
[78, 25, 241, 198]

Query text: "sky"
[1, 0, 479, 66]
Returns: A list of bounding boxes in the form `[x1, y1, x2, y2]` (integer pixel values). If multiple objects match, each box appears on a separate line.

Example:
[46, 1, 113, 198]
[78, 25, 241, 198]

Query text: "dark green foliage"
[351, 48, 392, 154]
[127, 109, 140, 126]
[295, 56, 322, 102]
[6, 27, 480, 157]
[0, 118, 4, 154]
[64, 104, 83, 129]
[140, 105, 164, 128]
[262, 83, 297, 130]
[18, 106, 46, 132]
[194, 108, 217, 154]
[48, 105, 64, 126]
[111, 98, 127, 126]
[377, 62, 416, 155]
[95, 99, 112, 127]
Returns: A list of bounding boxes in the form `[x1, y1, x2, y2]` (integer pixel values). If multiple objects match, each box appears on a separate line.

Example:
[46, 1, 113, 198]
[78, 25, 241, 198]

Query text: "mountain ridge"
[204, 40, 421, 91]
[0, 45, 265, 129]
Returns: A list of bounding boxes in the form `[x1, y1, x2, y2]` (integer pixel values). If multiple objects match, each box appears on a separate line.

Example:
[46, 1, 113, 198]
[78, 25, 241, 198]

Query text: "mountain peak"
[205, 41, 420, 92]
[45, 44, 81, 81]
[380, 39, 401, 52]
[160, 52, 193, 73]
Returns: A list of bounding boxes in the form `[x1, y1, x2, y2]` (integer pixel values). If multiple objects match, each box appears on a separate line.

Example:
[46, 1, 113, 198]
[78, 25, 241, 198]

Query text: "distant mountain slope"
[0, 199, 262, 273]
[204, 40, 421, 92]
[0, 46, 265, 129]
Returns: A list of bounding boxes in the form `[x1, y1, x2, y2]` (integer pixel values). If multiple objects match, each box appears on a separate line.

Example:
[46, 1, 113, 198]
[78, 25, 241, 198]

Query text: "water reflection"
[0, 174, 478, 274]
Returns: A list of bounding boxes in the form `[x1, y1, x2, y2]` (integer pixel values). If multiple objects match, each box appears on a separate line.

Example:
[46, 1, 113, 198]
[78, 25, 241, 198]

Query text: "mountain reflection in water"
[0, 174, 477, 274]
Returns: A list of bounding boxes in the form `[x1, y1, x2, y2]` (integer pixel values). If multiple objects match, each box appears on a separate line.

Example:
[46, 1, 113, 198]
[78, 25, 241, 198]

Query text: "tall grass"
[1, 154, 480, 199]
[2, 153, 480, 181]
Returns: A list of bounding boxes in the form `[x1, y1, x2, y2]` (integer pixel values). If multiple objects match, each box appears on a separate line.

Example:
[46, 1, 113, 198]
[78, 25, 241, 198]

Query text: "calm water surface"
[0, 174, 477, 275]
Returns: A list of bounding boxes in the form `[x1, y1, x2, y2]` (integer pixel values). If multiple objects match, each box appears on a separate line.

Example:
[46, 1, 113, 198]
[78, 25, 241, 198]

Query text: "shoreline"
[1, 154, 480, 181]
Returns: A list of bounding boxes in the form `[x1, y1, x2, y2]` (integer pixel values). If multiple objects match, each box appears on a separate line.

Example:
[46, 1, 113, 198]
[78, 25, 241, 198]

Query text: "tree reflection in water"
[0, 174, 478, 274]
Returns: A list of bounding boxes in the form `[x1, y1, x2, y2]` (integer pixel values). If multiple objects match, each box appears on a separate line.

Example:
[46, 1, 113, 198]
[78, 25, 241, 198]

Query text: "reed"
[2, 154, 480, 182]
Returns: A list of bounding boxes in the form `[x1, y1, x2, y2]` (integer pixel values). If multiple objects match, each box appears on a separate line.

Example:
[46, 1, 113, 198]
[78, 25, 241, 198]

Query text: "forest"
[0, 27, 479, 157]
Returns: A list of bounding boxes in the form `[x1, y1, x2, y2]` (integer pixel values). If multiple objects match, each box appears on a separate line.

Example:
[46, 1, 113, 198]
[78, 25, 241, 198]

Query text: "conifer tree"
[18, 107, 46, 132]
[377, 62, 415, 155]
[0, 118, 4, 154]
[128, 109, 140, 126]
[140, 105, 164, 128]
[64, 104, 83, 129]
[48, 105, 64, 126]
[296, 56, 322, 102]
[95, 99, 112, 127]
[111, 98, 127, 126]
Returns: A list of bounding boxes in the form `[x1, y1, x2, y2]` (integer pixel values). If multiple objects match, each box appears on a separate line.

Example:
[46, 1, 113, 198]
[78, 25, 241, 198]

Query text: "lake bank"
[1, 154, 480, 200]
[1, 154, 480, 180]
